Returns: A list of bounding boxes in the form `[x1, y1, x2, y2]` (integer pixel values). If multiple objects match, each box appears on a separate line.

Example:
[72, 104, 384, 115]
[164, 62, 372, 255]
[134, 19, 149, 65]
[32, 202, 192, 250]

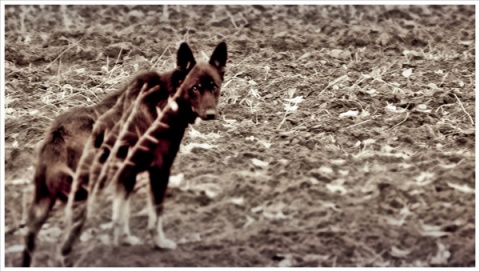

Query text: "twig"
[318, 75, 348, 96]
[44, 37, 85, 71]
[277, 111, 288, 130]
[439, 72, 449, 87]
[390, 112, 410, 130]
[108, 47, 123, 78]
[365, 249, 387, 266]
[226, 10, 238, 28]
[150, 45, 171, 70]
[435, 103, 456, 113]
[453, 93, 475, 126]
[346, 119, 372, 129]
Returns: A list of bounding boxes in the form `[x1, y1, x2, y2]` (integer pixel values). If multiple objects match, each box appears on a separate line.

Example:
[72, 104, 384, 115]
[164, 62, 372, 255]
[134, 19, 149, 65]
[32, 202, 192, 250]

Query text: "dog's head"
[175, 42, 227, 121]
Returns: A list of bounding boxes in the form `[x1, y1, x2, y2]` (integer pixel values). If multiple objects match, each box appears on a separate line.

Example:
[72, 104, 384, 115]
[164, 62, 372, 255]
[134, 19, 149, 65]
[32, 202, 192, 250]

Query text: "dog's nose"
[205, 109, 216, 120]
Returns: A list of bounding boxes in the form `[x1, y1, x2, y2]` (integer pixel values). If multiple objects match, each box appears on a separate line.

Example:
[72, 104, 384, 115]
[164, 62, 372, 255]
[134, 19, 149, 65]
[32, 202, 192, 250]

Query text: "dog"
[58, 42, 227, 266]
[21, 42, 197, 267]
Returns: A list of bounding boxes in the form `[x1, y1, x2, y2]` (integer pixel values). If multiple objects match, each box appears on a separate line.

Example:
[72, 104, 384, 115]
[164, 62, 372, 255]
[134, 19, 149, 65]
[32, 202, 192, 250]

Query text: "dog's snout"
[205, 109, 216, 120]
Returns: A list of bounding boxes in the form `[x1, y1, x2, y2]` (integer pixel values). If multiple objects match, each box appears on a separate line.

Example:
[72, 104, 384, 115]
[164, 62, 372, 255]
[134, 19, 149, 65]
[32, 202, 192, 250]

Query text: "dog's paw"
[122, 234, 142, 246]
[154, 237, 177, 250]
[54, 253, 72, 267]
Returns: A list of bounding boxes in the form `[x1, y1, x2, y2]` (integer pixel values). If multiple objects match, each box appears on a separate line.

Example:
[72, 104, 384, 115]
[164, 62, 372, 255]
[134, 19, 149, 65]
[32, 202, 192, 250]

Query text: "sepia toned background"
[4, 5, 476, 267]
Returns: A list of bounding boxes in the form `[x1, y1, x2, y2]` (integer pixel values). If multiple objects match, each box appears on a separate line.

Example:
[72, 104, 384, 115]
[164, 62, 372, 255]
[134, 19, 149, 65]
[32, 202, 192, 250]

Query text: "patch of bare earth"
[4, 5, 476, 267]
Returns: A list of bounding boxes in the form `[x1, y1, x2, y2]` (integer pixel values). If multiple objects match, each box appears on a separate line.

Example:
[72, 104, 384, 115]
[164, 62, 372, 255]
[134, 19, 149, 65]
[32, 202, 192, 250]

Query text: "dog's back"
[35, 90, 123, 200]
[22, 88, 123, 267]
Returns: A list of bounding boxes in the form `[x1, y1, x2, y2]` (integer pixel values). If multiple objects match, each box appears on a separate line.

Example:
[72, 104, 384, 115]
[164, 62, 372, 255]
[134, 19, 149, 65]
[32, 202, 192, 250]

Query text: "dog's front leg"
[148, 166, 176, 249]
[111, 182, 129, 246]
[120, 197, 141, 245]
[110, 168, 142, 246]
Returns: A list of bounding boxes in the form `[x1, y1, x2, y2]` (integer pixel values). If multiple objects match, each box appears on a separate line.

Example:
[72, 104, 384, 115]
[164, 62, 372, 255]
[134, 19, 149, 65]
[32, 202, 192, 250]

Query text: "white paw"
[155, 237, 177, 250]
[122, 234, 142, 246]
[55, 253, 72, 267]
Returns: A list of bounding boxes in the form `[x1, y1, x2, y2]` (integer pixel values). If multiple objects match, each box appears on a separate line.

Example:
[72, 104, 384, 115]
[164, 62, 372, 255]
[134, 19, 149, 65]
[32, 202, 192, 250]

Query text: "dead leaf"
[330, 159, 346, 165]
[385, 216, 406, 226]
[447, 182, 475, 194]
[298, 52, 312, 60]
[402, 50, 422, 58]
[362, 139, 376, 146]
[277, 254, 294, 267]
[308, 177, 320, 185]
[303, 254, 330, 262]
[385, 104, 407, 114]
[284, 96, 303, 104]
[430, 241, 451, 265]
[318, 166, 334, 175]
[390, 246, 411, 258]
[191, 183, 222, 199]
[458, 40, 473, 46]
[243, 216, 255, 228]
[5, 245, 24, 254]
[415, 172, 435, 186]
[168, 173, 184, 188]
[251, 158, 269, 168]
[263, 211, 288, 220]
[80, 228, 95, 242]
[181, 143, 216, 153]
[419, 223, 450, 237]
[258, 140, 272, 149]
[402, 68, 413, 78]
[229, 197, 245, 206]
[273, 31, 288, 38]
[326, 183, 347, 195]
[8, 178, 30, 185]
[329, 49, 351, 60]
[339, 110, 359, 118]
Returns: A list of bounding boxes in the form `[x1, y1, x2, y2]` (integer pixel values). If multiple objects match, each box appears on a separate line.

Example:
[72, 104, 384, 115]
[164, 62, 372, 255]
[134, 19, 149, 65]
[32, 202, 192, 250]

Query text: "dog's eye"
[210, 81, 218, 90]
[190, 85, 200, 95]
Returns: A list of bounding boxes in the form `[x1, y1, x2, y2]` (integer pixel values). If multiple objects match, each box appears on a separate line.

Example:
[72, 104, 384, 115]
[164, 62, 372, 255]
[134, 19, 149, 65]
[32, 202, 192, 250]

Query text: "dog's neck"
[151, 96, 194, 134]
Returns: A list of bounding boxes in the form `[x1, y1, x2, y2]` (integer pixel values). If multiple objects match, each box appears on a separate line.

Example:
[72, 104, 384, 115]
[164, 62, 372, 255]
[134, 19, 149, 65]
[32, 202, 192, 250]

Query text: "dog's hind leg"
[111, 174, 137, 246]
[22, 191, 56, 267]
[57, 201, 87, 267]
[58, 167, 91, 267]
[147, 166, 176, 250]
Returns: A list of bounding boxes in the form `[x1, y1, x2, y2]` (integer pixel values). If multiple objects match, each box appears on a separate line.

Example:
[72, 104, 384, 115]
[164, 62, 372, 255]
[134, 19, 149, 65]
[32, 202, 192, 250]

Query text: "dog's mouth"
[192, 107, 217, 121]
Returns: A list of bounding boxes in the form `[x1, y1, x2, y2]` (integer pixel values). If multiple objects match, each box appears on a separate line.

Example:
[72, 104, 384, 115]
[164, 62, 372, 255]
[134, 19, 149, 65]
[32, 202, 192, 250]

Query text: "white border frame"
[1, 1, 478, 271]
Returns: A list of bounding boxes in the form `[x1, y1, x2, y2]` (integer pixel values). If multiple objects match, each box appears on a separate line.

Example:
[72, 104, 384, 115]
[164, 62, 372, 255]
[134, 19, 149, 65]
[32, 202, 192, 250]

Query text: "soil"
[3, 5, 476, 267]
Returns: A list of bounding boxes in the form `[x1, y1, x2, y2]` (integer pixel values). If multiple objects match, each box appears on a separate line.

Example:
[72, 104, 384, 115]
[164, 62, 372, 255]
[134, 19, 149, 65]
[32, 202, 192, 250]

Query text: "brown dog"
[58, 42, 227, 266]
[22, 43, 197, 267]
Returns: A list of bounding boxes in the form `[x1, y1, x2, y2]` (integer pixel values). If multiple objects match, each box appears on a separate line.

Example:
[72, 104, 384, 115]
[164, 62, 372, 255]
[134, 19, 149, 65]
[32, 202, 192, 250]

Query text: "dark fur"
[58, 42, 227, 265]
[21, 88, 121, 267]
[21, 42, 196, 267]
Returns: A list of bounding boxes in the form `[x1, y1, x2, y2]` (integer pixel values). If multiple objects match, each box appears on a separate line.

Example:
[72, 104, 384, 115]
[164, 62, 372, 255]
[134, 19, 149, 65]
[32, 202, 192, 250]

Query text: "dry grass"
[3, 5, 476, 267]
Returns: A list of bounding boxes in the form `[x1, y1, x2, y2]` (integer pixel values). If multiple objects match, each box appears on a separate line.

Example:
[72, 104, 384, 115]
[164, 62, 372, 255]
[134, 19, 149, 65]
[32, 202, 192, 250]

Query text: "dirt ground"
[3, 5, 477, 267]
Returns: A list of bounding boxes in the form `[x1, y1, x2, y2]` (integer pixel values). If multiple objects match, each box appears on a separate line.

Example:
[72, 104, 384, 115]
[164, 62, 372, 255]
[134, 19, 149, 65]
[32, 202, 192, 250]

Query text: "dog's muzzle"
[204, 109, 216, 120]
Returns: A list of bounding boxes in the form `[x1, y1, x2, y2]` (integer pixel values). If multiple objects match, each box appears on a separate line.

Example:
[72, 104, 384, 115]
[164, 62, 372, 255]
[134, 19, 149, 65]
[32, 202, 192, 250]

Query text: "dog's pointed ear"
[209, 42, 227, 75]
[177, 42, 196, 73]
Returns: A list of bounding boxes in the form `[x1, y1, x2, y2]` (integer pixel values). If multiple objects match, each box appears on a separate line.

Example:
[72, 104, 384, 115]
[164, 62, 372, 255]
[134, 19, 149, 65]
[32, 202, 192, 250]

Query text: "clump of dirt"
[4, 5, 476, 267]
